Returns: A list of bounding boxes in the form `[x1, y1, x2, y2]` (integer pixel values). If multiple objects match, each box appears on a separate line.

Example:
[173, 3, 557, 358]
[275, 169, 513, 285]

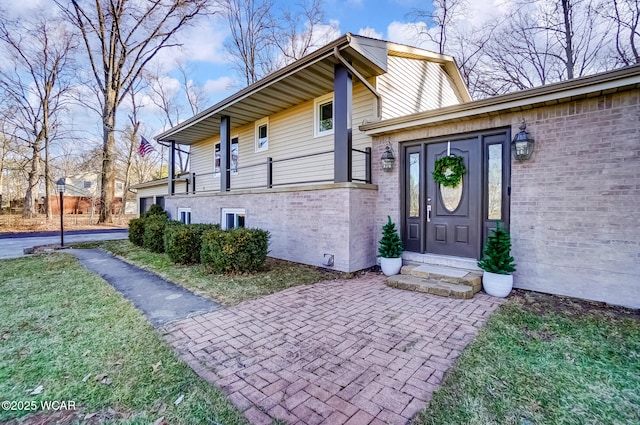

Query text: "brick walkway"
[162, 274, 503, 425]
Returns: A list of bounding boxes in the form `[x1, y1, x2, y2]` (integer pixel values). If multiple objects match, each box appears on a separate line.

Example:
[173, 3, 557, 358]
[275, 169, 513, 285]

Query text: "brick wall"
[373, 89, 640, 308]
[165, 183, 378, 272]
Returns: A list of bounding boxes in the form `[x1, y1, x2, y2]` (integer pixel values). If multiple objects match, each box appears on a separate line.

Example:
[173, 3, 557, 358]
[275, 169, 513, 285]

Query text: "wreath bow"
[432, 155, 466, 187]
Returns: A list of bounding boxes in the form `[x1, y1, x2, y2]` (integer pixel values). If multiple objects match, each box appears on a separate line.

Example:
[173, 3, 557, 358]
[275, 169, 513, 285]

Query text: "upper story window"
[314, 93, 334, 137]
[83, 181, 92, 189]
[255, 117, 268, 152]
[214, 137, 239, 175]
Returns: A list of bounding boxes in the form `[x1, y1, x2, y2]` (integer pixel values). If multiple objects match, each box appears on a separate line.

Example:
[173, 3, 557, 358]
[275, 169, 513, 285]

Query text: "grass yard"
[73, 239, 344, 305]
[0, 254, 247, 425]
[417, 290, 640, 425]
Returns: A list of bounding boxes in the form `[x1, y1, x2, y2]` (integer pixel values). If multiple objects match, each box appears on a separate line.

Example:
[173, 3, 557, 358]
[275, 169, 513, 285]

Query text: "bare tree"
[0, 16, 75, 218]
[412, 0, 466, 55]
[56, 0, 210, 223]
[271, 0, 330, 63]
[599, 0, 640, 65]
[220, 0, 276, 85]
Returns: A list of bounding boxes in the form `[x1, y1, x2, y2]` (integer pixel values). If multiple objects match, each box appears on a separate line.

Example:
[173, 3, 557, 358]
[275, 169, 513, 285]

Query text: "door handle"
[427, 204, 432, 222]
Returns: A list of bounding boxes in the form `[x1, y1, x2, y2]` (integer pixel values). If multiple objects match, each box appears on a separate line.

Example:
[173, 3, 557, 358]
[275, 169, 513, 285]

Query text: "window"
[116, 182, 124, 191]
[221, 208, 245, 230]
[83, 181, 92, 189]
[214, 137, 239, 175]
[255, 117, 268, 151]
[178, 208, 191, 224]
[314, 93, 334, 137]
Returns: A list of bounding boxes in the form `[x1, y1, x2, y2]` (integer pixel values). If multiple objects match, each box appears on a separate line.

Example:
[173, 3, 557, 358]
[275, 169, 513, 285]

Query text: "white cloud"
[150, 15, 230, 73]
[358, 27, 383, 40]
[386, 21, 432, 49]
[203, 76, 236, 97]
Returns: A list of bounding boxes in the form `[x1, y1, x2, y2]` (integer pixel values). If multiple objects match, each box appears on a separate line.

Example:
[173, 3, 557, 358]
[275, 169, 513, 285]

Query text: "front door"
[425, 139, 480, 257]
[402, 130, 510, 259]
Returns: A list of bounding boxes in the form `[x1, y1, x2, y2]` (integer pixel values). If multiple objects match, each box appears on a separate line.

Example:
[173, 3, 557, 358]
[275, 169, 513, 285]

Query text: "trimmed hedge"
[142, 204, 169, 219]
[129, 205, 170, 247]
[164, 223, 220, 265]
[201, 227, 269, 274]
[143, 216, 177, 253]
[128, 218, 146, 247]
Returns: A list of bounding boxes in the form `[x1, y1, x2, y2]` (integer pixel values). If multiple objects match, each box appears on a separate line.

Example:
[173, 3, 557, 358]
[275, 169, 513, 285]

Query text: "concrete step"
[386, 274, 476, 299]
[402, 252, 481, 271]
[401, 263, 482, 292]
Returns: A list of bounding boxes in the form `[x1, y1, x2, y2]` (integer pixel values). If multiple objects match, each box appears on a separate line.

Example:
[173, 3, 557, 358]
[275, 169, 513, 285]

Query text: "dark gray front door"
[425, 139, 481, 258]
[403, 129, 511, 259]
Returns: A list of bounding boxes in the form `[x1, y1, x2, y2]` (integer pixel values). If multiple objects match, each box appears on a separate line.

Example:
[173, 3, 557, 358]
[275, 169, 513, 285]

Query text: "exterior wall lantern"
[56, 178, 66, 247]
[381, 144, 395, 172]
[511, 120, 535, 161]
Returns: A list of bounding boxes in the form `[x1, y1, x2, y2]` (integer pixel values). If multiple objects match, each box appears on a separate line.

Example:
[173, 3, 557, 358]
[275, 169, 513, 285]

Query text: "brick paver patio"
[162, 274, 503, 424]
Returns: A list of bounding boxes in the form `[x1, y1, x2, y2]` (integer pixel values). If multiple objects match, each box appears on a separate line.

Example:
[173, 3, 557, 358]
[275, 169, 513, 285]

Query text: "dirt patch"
[510, 289, 640, 321]
[0, 214, 131, 234]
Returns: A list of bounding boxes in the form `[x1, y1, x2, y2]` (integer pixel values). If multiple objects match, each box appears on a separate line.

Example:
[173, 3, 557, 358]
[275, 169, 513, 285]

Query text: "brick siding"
[373, 89, 640, 308]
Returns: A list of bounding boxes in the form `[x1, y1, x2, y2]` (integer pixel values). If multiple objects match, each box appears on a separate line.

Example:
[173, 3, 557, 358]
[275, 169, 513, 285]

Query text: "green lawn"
[74, 239, 343, 305]
[0, 254, 247, 424]
[417, 290, 640, 425]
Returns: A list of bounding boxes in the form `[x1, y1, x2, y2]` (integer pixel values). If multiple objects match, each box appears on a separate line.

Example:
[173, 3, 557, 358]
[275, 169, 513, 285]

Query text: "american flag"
[138, 136, 155, 157]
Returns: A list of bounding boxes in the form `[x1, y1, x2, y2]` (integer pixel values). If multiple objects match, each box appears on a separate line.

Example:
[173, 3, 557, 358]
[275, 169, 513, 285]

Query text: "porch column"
[168, 141, 175, 196]
[334, 63, 352, 183]
[220, 115, 231, 192]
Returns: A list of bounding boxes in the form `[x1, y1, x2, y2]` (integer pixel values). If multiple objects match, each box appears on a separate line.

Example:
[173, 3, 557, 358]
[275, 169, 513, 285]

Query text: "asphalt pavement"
[0, 229, 128, 259]
[71, 249, 221, 326]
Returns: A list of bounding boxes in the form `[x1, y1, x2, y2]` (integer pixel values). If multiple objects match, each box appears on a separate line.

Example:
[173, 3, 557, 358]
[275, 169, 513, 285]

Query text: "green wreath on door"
[432, 155, 466, 187]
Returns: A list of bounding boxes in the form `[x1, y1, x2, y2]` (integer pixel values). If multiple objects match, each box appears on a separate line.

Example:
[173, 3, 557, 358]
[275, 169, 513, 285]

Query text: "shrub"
[378, 215, 403, 258]
[164, 223, 220, 265]
[201, 227, 269, 274]
[128, 218, 146, 247]
[143, 215, 175, 253]
[142, 204, 169, 219]
[477, 222, 516, 274]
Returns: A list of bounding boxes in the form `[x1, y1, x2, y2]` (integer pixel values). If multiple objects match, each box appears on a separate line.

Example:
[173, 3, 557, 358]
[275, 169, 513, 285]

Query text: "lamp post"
[56, 178, 66, 247]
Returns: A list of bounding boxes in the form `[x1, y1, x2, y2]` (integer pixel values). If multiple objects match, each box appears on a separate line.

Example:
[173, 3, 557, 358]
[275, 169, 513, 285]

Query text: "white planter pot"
[482, 271, 513, 297]
[380, 257, 402, 276]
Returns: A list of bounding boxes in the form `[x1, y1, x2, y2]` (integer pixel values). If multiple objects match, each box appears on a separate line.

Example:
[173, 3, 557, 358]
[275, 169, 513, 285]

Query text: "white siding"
[377, 55, 464, 120]
[187, 81, 377, 191]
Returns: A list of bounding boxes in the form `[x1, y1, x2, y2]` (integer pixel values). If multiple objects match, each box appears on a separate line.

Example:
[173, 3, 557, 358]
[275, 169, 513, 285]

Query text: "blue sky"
[173, 0, 435, 107]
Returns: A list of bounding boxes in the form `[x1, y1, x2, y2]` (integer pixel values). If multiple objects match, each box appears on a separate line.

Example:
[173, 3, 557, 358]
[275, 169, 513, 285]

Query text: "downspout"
[333, 47, 382, 121]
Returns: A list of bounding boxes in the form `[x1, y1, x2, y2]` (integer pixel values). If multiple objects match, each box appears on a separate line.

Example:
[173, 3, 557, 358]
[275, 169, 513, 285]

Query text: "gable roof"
[155, 33, 469, 145]
[360, 64, 640, 135]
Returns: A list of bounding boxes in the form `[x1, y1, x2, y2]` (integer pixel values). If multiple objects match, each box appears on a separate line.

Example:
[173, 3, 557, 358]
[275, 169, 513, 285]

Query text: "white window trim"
[177, 207, 191, 224]
[314, 92, 334, 138]
[221, 208, 245, 230]
[214, 136, 239, 177]
[255, 117, 269, 152]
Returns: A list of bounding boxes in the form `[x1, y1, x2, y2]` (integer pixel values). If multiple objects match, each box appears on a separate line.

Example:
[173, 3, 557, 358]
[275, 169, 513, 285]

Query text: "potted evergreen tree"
[478, 223, 516, 297]
[378, 216, 403, 276]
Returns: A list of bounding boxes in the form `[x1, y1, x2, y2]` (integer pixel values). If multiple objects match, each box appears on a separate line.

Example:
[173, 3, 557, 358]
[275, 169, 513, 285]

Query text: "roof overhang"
[360, 64, 640, 136]
[155, 33, 391, 145]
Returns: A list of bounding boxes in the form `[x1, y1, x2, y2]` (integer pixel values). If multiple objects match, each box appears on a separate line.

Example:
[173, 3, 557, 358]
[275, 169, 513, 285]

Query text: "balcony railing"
[171, 147, 371, 195]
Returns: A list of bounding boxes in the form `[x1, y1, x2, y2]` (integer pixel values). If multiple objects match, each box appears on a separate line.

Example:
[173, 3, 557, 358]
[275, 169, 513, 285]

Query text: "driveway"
[0, 229, 128, 259]
[163, 274, 503, 424]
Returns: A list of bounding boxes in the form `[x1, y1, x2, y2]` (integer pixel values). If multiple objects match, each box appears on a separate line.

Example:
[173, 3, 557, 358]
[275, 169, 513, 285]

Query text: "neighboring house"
[147, 33, 639, 309]
[50, 174, 126, 215]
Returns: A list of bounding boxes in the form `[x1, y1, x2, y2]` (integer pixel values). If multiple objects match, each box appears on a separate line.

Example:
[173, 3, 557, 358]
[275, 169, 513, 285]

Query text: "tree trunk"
[23, 139, 41, 218]
[99, 92, 117, 223]
[561, 0, 575, 79]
